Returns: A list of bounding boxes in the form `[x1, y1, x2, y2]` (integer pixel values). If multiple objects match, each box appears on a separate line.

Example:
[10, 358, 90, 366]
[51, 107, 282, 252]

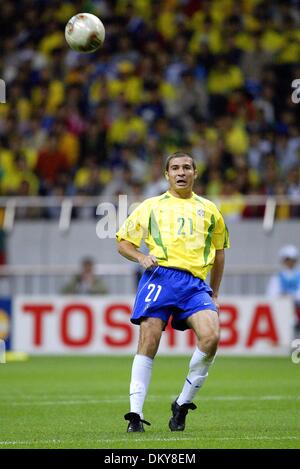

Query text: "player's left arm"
[209, 206, 230, 307]
[210, 249, 225, 307]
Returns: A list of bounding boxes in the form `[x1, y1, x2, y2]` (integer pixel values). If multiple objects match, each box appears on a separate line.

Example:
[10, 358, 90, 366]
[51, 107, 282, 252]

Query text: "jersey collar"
[165, 190, 196, 200]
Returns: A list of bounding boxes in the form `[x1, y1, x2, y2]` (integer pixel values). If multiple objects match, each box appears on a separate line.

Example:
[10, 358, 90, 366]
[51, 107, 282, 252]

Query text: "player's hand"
[138, 254, 158, 269]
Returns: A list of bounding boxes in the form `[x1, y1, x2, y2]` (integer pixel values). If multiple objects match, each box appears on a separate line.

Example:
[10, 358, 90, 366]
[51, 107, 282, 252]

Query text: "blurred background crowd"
[1, 0, 300, 221]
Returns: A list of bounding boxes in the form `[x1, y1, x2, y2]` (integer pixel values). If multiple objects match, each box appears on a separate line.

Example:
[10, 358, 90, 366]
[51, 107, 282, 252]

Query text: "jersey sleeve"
[212, 210, 230, 250]
[116, 200, 149, 247]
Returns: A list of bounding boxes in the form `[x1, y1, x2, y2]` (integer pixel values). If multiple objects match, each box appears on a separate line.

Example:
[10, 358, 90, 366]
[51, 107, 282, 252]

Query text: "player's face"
[165, 156, 197, 194]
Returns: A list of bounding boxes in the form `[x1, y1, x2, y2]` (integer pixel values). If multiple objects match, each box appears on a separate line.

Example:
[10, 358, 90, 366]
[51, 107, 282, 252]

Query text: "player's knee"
[199, 331, 219, 357]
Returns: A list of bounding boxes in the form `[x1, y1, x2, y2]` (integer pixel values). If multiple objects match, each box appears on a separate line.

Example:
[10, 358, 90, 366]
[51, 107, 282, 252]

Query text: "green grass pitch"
[0, 356, 299, 449]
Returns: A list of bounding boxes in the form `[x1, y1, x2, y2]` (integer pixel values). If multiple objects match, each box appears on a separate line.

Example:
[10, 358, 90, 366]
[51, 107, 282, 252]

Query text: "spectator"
[35, 132, 70, 191]
[61, 257, 107, 295]
[241, 31, 274, 88]
[74, 157, 105, 196]
[219, 180, 245, 222]
[173, 69, 208, 128]
[108, 102, 147, 145]
[266, 245, 300, 334]
[0, 228, 6, 265]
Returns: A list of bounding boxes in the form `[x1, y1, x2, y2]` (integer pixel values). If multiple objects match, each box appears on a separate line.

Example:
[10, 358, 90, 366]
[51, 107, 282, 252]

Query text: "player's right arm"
[116, 199, 158, 269]
[117, 240, 158, 269]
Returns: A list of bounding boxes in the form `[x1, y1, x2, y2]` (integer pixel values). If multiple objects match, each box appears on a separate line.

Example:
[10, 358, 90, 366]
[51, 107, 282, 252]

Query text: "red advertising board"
[12, 296, 294, 355]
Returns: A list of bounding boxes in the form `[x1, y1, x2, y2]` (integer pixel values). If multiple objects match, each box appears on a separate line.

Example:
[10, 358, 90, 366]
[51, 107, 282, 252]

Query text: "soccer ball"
[65, 13, 105, 53]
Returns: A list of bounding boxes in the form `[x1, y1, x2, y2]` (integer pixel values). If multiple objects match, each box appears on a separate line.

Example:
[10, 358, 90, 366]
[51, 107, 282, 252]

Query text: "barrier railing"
[0, 263, 278, 296]
[0, 195, 300, 233]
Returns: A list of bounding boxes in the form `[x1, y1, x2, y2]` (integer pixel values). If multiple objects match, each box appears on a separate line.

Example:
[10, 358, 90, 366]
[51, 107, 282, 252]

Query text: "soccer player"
[116, 152, 230, 432]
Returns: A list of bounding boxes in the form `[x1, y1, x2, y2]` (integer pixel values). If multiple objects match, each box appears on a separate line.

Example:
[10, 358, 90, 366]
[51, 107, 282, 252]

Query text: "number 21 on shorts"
[145, 284, 162, 302]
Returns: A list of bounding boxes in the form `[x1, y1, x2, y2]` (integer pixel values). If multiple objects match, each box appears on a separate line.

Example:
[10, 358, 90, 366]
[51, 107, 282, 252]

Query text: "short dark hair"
[165, 152, 196, 171]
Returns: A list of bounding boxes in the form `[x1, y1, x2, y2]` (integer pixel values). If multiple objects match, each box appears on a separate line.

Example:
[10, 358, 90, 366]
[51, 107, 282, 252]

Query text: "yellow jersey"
[116, 191, 230, 280]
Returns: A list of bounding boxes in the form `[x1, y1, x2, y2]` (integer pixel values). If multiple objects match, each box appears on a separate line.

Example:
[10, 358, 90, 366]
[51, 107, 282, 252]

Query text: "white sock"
[177, 347, 215, 406]
[129, 354, 153, 419]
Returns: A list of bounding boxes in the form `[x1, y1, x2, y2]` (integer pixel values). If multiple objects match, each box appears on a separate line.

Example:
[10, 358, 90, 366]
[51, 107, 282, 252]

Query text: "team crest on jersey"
[197, 209, 205, 217]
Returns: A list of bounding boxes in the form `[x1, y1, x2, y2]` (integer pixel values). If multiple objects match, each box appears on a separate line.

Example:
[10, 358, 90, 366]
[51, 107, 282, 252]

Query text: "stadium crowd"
[1, 0, 300, 220]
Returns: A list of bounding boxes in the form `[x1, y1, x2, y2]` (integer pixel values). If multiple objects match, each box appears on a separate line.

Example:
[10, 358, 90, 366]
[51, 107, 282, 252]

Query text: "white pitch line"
[100, 436, 299, 443]
[7, 399, 126, 406]
[202, 395, 300, 401]
[6, 399, 129, 406]
[0, 440, 62, 445]
[1, 395, 300, 406]
[0, 436, 298, 446]
[1, 393, 299, 400]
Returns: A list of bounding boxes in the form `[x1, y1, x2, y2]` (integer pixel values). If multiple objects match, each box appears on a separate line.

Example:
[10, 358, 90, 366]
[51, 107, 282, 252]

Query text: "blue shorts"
[131, 266, 218, 331]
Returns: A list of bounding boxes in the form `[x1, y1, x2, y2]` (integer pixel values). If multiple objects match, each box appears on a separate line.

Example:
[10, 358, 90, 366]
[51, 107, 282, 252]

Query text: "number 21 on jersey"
[145, 283, 162, 302]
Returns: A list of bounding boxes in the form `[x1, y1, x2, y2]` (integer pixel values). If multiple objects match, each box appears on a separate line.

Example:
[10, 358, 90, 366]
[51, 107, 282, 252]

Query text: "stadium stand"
[0, 0, 300, 222]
